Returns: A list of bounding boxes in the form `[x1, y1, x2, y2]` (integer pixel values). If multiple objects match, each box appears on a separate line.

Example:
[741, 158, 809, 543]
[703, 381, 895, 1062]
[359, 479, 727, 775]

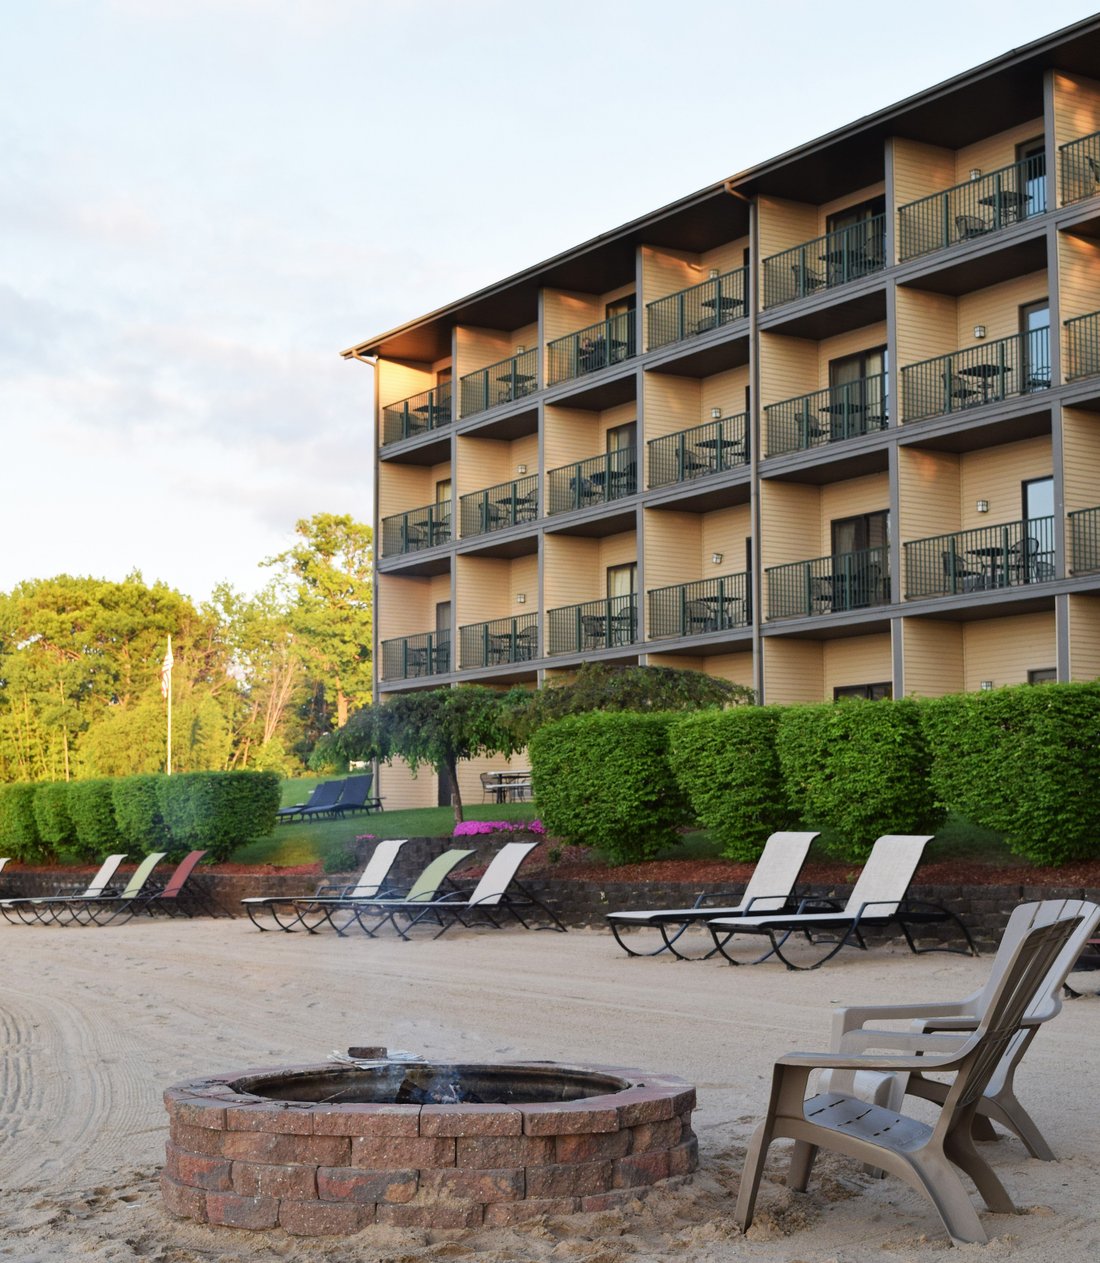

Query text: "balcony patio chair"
[580, 613, 607, 649]
[242, 838, 411, 932]
[791, 261, 826, 296]
[0, 853, 128, 925]
[942, 548, 985, 594]
[955, 212, 993, 240]
[276, 780, 343, 824]
[684, 598, 717, 635]
[607, 831, 820, 959]
[706, 834, 977, 969]
[733, 904, 1083, 1246]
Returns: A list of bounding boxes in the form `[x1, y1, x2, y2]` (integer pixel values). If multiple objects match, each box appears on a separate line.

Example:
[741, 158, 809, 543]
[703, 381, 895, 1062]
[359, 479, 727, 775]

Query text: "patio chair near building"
[276, 780, 342, 824]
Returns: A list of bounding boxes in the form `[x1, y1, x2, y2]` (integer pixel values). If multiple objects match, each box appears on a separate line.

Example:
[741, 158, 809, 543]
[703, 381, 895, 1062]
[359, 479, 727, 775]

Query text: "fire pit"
[161, 1053, 697, 1234]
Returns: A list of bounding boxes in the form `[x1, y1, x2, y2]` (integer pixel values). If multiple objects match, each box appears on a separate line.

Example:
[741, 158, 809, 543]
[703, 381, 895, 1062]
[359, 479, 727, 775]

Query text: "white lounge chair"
[0, 853, 128, 925]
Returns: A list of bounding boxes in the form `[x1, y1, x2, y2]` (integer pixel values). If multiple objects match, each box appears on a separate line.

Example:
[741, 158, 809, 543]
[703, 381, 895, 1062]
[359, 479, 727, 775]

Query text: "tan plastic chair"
[734, 902, 1084, 1246]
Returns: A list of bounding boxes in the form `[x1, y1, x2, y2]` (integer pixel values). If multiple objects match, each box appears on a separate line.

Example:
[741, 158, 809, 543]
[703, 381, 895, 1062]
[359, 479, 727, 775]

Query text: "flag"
[160, 636, 174, 700]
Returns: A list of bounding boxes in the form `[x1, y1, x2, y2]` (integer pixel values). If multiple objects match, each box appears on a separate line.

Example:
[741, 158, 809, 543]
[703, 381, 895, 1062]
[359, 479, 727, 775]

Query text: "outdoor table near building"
[484, 770, 534, 803]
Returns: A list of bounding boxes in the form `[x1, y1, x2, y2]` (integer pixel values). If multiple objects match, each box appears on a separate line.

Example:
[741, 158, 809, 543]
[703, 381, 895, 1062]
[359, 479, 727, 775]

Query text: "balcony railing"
[648, 572, 750, 639]
[381, 383, 452, 445]
[547, 311, 636, 385]
[762, 215, 886, 308]
[1065, 310, 1100, 381]
[903, 516, 1055, 598]
[380, 501, 452, 556]
[459, 475, 539, 537]
[547, 447, 636, 514]
[380, 631, 451, 681]
[900, 328, 1050, 422]
[1059, 129, 1100, 205]
[459, 348, 539, 417]
[898, 154, 1046, 261]
[547, 595, 638, 655]
[766, 547, 890, 619]
[459, 614, 539, 669]
[647, 413, 748, 488]
[765, 374, 888, 456]
[646, 268, 748, 349]
[1069, 506, 1100, 575]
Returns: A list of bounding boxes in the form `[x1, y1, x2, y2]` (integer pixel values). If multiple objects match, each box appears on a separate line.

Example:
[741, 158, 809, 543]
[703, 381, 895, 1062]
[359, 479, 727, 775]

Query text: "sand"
[0, 915, 1098, 1261]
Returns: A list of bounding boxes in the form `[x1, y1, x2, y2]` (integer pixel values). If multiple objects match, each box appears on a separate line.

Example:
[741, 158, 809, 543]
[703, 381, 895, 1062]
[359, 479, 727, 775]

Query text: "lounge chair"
[363, 840, 566, 939]
[45, 852, 169, 926]
[275, 780, 342, 824]
[606, 831, 820, 959]
[707, 834, 976, 969]
[734, 902, 1084, 1245]
[326, 774, 383, 818]
[242, 838, 411, 932]
[0, 853, 128, 925]
[126, 850, 213, 919]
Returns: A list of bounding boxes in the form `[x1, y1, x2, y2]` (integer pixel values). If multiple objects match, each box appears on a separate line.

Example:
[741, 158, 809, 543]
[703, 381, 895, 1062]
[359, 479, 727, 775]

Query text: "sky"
[1, 0, 1094, 604]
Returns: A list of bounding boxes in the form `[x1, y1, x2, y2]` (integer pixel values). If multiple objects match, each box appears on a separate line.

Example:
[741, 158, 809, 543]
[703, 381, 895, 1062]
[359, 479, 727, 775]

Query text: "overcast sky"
[1, 0, 1091, 603]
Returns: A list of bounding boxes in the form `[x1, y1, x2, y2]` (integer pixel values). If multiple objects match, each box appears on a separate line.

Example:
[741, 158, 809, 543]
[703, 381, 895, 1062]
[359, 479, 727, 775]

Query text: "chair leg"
[734, 1120, 773, 1232]
[942, 1123, 1016, 1215]
[907, 1150, 989, 1245]
[787, 1141, 818, 1192]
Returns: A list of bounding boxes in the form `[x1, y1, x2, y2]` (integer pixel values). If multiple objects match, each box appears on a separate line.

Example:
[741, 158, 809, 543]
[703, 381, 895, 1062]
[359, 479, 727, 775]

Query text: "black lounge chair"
[276, 780, 342, 824]
[326, 774, 382, 818]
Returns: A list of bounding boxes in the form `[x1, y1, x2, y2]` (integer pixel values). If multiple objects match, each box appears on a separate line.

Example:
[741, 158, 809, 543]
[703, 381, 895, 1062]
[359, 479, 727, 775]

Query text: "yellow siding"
[455, 556, 512, 630]
[378, 360, 434, 409]
[700, 236, 750, 278]
[699, 652, 754, 689]
[957, 271, 1048, 344]
[597, 530, 637, 573]
[817, 321, 889, 380]
[640, 247, 698, 313]
[597, 400, 638, 448]
[962, 611, 1055, 689]
[455, 326, 512, 383]
[898, 449, 962, 543]
[543, 290, 601, 349]
[954, 118, 1044, 185]
[1062, 407, 1100, 515]
[377, 574, 434, 640]
[643, 510, 702, 591]
[1053, 72, 1100, 152]
[823, 634, 893, 694]
[378, 463, 434, 522]
[700, 506, 751, 572]
[901, 619, 964, 697]
[759, 331, 818, 417]
[544, 405, 601, 471]
[759, 482, 819, 569]
[700, 366, 750, 419]
[757, 198, 819, 271]
[543, 535, 600, 608]
[1068, 593, 1100, 681]
[376, 757, 437, 811]
[959, 437, 1051, 530]
[643, 374, 700, 447]
[819, 474, 889, 553]
[1058, 233, 1100, 328]
[817, 181, 886, 235]
[455, 435, 505, 503]
[763, 639, 823, 704]
[891, 140, 956, 220]
[896, 289, 957, 373]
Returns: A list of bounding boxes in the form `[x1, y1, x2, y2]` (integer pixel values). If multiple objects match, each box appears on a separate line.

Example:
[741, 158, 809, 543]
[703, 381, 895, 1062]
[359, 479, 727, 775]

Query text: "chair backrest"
[841, 835, 933, 915]
[464, 841, 538, 907]
[310, 780, 346, 808]
[740, 831, 819, 913]
[116, 852, 168, 899]
[403, 848, 475, 903]
[345, 838, 408, 898]
[159, 851, 207, 898]
[335, 774, 374, 809]
[83, 854, 128, 897]
[0, 857, 8, 876]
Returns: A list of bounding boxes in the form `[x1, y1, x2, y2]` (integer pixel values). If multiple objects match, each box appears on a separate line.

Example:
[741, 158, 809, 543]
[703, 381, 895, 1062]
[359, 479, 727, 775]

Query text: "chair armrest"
[692, 890, 746, 908]
[777, 1033, 975, 1073]
[831, 997, 976, 1043]
[836, 1028, 972, 1057]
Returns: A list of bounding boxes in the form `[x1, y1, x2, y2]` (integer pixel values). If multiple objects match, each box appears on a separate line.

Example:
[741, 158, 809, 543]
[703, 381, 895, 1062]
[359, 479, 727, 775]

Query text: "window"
[604, 295, 636, 360]
[606, 422, 636, 453]
[831, 509, 889, 556]
[833, 682, 892, 701]
[1016, 136, 1047, 215]
[606, 563, 637, 598]
[826, 196, 886, 236]
[1027, 668, 1057, 685]
[825, 197, 886, 277]
[1022, 476, 1053, 523]
[1019, 301, 1050, 391]
[435, 478, 451, 506]
[828, 346, 889, 432]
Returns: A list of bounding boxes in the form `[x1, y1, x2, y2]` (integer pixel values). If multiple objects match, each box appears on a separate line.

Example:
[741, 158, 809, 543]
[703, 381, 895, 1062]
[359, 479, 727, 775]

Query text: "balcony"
[762, 216, 886, 308]
[380, 501, 452, 556]
[459, 614, 539, 669]
[1065, 311, 1100, 381]
[381, 384, 452, 446]
[903, 516, 1055, 598]
[765, 375, 887, 457]
[459, 348, 539, 418]
[547, 447, 636, 515]
[898, 155, 1046, 262]
[646, 268, 748, 349]
[648, 413, 748, 488]
[900, 328, 1050, 423]
[381, 631, 451, 681]
[547, 594, 638, 655]
[648, 572, 750, 639]
[547, 311, 636, 386]
[766, 547, 890, 619]
[459, 475, 539, 538]
[1059, 129, 1100, 205]
[1069, 506, 1100, 575]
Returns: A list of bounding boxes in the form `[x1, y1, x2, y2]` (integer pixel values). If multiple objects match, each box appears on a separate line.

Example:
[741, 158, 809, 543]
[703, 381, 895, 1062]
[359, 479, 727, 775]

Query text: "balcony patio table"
[958, 362, 1011, 402]
[700, 295, 745, 320]
[496, 372, 535, 402]
[966, 544, 1006, 587]
[695, 435, 745, 467]
[496, 492, 538, 522]
[699, 594, 742, 628]
[818, 400, 868, 440]
[978, 189, 1031, 224]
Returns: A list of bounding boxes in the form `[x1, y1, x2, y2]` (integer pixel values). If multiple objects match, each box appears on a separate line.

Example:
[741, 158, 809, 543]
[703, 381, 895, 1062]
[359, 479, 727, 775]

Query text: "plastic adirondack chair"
[707, 834, 977, 969]
[734, 903, 1084, 1246]
[276, 780, 342, 824]
[0, 854, 128, 925]
[606, 831, 820, 959]
[53, 852, 170, 927]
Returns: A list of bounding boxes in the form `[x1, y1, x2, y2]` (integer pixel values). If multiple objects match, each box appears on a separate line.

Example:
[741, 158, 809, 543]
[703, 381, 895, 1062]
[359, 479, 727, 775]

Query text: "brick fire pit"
[161, 1057, 697, 1235]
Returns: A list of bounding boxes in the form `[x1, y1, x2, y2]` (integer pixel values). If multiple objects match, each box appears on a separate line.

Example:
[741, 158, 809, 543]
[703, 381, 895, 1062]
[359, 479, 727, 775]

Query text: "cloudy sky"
[1, 0, 1090, 603]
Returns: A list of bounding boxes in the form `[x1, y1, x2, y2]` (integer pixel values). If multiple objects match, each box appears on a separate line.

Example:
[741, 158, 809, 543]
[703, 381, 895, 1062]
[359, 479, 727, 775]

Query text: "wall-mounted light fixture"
[980, 680, 994, 690]
[516, 593, 526, 604]
[710, 406, 722, 419]
[708, 267, 720, 279]
[976, 499, 989, 514]
[711, 552, 724, 565]
[517, 463, 527, 474]
[973, 324, 987, 339]
[515, 344, 526, 354]
[969, 168, 982, 181]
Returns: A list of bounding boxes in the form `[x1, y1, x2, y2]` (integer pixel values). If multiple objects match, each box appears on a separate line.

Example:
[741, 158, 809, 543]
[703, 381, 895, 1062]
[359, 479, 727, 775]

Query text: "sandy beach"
[1, 916, 1097, 1261]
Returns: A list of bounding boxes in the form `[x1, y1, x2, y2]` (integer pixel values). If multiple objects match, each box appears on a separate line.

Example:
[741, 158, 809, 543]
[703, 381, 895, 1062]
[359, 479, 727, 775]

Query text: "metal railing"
[547, 447, 636, 514]
[1065, 310, 1100, 381]
[546, 311, 636, 385]
[459, 348, 539, 417]
[1069, 507, 1100, 575]
[765, 374, 888, 456]
[898, 154, 1047, 261]
[647, 413, 748, 487]
[381, 383, 452, 445]
[766, 547, 890, 619]
[903, 516, 1055, 597]
[647, 572, 751, 638]
[547, 595, 638, 655]
[900, 328, 1050, 422]
[380, 501, 452, 556]
[380, 631, 451, 681]
[646, 267, 748, 349]
[459, 475, 539, 537]
[459, 614, 539, 669]
[1059, 129, 1100, 205]
[762, 215, 886, 308]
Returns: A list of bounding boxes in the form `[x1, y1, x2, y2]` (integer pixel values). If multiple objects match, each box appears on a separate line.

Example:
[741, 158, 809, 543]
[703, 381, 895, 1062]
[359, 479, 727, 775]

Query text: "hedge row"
[529, 683, 1100, 868]
[0, 771, 281, 864]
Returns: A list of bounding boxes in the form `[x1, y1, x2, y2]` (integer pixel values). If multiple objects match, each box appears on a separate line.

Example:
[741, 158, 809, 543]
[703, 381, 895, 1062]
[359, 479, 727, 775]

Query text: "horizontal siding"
[1058, 233, 1100, 327]
[959, 436, 1051, 531]
[544, 404, 601, 472]
[759, 482, 819, 568]
[763, 638, 823, 705]
[597, 400, 638, 449]
[896, 288, 958, 373]
[597, 530, 637, 573]
[697, 652, 754, 689]
[643, 509, 702, 592]
[1067, 593, 1100, 681]
[543, 290, 601, 348]
[376, 757, 436, 812]
[823, 634, 892, 695]
[898, 449, 962, 543]
[901, 618, 964, 697]
[455, 434, 505, 502]
[957, 270, 1048, 344]
[455, 555, 511, 629]
[543, 534, 601, 608]
[759, 331, 818, 416]
[817, 180, 886, 235]
[643, 374, 701, 448]
[757, 197, 819, 291]
[817, 321, 889, 380]
[378, 360, 434, 409]
[377, 574, 434, 640]
[819, 473, 889, 554]
[455, 326, 512, 385]
[700, 506, 751, 572]
[378, 462, 435, 522]
[892, 140, 955, 220]
[1062, 407, 1100, 515]
[640, 247, 698, 314]
[954, 118, 1043, 185]
[962, 611, 1055, 690]
[700, 236, 749, 277]
[700, 366, 750, 419]
[1053, 72, 1100, 151]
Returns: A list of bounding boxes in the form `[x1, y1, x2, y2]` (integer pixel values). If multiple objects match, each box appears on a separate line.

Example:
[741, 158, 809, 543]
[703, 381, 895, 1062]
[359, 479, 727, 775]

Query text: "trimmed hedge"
[775, 698, 942, 861]
[530, 712, 690, 865]
[155, 770, 281, 862]
[33, 782, 75, 850]
[111, 774, 172, 856]
[668, 707, 793, 860]
[0, 784, 45, 861]
[922, 683, 1100, 866]
[66, 779, 120, 861]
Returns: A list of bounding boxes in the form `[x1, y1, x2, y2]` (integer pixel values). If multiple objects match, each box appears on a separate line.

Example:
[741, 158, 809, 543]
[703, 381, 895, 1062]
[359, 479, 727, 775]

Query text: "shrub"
[66, 779, 119, 861]
[0, 783, 46, 861]
[668, 707, 793, 860]
[775, 698, 942, 861]
[529, 712, 690, 865]
[111, 774, 172, 856]
[922, 683, 1100, 866]
[156, 771, 281, 862]
[33, 782, 75, 851]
